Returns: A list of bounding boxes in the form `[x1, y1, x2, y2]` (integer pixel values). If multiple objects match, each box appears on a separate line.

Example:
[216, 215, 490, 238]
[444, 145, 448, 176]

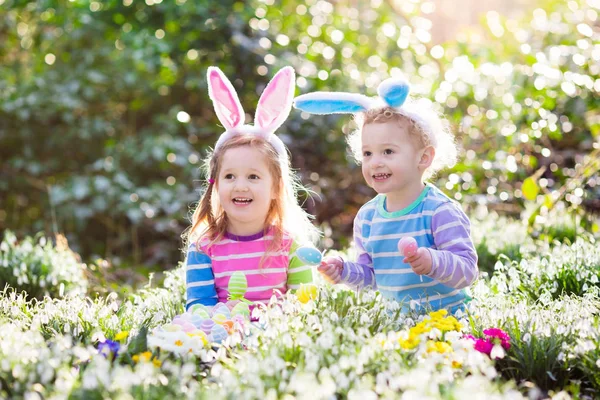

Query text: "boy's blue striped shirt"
[340, 185, 478, 312]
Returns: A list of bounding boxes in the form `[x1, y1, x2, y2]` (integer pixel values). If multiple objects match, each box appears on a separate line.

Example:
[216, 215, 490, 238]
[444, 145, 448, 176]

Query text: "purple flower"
[98, 340, 120, 360]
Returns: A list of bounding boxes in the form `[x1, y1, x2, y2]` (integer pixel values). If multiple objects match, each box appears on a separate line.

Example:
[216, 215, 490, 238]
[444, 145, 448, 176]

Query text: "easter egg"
[214, 306, 231, 318]
[228, 271, 248, 299]
[190, 314, 204, 328]
[295, 246, 322, 265]
[212, 313, 227, 325]
[231, 302, 250, 318]
[210, 324, 228, 343]
[181, 322, 196, 332]
[398, 237, 418, 258]
[296, 283, 318, 304]
[222, 320, 234, 333]
[210, 303, 228, 316]
[179, 313, 193, 322]
[225, 300, 240, 310]
[163, 323, 182, 332]
[189, 304, 209, 314]
[192, 308, 210, 319]
[200, 319, 215, 334]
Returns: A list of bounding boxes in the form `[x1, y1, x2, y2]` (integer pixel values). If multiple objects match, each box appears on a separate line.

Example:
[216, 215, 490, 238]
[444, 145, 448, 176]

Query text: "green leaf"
[522, 177, 540, 201]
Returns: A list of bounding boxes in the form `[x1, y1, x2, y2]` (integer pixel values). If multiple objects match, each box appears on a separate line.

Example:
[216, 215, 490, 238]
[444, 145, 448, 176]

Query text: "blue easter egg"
[215, 306, 231, 318]
[296, 246, 322, 265]
[210, 324, 228, 344]
[190, 314, 204, 328]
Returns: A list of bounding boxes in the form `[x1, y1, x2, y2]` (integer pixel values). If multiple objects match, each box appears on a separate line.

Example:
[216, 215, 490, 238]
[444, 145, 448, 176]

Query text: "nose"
[370, 155, 384, 168]
[234, 179, 249, 192]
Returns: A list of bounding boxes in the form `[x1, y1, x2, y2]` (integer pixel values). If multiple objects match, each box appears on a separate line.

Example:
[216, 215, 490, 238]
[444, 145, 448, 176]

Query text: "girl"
[184, 66, 319, 309]
[294, 75, 478, 312]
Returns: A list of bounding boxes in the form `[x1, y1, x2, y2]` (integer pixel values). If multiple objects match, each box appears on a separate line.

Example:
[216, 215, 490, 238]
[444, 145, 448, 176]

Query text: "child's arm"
[185, 243, 218, 309]
[287, 242, 314, 290]
[425, 202, 478, 289]
[338, 217, 376, 289]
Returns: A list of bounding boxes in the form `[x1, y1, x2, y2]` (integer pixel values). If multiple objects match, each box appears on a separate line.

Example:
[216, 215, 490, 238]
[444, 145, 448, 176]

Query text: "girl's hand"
[317, 256, 343, 284]
[404, 248, 432, 275]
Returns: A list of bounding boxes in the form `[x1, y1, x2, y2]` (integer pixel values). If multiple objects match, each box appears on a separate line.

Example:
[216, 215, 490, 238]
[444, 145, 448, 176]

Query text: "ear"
[294, 92, 372, 114]
[207, 67, 245, 130]
[378, 77, 410, 108]
[255, 66, 295, 133]
[419, 146, 435, 171]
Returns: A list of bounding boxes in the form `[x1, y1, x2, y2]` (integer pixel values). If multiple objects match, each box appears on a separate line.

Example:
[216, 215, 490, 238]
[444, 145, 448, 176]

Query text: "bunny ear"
[255, 66, 295, 133]
[293, 92, 372, 114]
[378, 78, 410, 108]
[207, 67, 245, 130]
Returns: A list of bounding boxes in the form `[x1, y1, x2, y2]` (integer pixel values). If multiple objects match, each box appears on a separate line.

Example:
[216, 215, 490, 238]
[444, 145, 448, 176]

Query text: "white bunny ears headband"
[208, 66, 295, 158]
[293, 77, 441, 147]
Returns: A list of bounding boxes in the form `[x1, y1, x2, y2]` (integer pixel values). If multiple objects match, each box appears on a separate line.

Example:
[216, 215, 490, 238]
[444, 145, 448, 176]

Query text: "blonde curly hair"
[348, 100, 458, 180]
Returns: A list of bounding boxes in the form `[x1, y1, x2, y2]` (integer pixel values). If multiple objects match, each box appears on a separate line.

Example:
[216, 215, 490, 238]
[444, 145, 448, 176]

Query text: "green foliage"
[489, 238, 600, 300]
[1, 0, 598, 267]
[0, 230, 87, 299]
[496, 318, 576, 392]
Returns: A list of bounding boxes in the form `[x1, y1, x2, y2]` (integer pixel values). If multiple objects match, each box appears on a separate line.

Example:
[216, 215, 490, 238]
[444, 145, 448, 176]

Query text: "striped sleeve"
[185, 243, 218, 309]
[287, 241, 314, 290]
[340, 213, 376, 290]
[426, 202, 479, 289]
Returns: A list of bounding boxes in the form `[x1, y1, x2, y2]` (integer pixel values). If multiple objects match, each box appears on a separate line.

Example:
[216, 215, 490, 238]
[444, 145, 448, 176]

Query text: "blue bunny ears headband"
[293, 76, 443, 148]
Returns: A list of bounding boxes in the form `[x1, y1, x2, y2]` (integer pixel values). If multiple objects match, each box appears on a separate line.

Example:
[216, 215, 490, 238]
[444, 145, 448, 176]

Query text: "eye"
[363, 151, 372, 157]
[224, 173, 234, 179]
[248, 174, 260, 180]
[384, 148, 394, 155]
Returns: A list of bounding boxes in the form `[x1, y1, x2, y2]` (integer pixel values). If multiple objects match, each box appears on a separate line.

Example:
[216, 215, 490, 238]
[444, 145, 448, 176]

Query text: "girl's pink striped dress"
[185, 229, 313, 309]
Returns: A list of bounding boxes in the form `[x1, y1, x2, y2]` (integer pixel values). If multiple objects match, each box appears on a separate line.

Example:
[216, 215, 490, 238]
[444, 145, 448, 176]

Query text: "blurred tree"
[0, 0, 598, 269]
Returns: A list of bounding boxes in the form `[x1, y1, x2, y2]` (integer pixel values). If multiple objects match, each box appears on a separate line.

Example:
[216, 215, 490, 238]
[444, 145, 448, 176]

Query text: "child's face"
[360, 120, 424, 196]
[217, 146, 275, 235]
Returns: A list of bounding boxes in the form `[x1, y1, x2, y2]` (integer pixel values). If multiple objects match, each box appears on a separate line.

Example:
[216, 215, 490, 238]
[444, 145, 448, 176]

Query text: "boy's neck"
[384, 181, 426, 212]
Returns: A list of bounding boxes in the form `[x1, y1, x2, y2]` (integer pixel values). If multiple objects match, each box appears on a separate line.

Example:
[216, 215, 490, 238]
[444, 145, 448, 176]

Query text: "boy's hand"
[317, 256, 343, 284]
[404, 248, 432, 275]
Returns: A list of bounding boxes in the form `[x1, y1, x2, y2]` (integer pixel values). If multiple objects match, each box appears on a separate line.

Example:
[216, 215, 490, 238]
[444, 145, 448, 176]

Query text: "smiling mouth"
[232, 198, 253, 205]
[372, 173, 391, 181]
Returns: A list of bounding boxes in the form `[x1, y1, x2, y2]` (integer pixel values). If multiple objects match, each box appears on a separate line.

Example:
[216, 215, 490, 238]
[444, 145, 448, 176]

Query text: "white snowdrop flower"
[490, 344, 505, 360]
[483, 365, 498, 379]
[348, 389, 378, 400]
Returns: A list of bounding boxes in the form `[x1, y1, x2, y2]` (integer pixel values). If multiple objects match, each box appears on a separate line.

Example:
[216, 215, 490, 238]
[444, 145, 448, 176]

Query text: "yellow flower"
[297, 284, 318, 304]
[114, 331, 129, 341]
[429, 309, 448, 320]
[399, 336, 420, 350]
[443, 316, 463, 331]
[410, 322, 431, 336]
[132, 351, 161, 367]
[132, 351, 153, 364]
[187, 331, 208, 345]
[432, 321, 453, 332]
[426, 340, 453, 354]
[139, 351, 152, 362]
